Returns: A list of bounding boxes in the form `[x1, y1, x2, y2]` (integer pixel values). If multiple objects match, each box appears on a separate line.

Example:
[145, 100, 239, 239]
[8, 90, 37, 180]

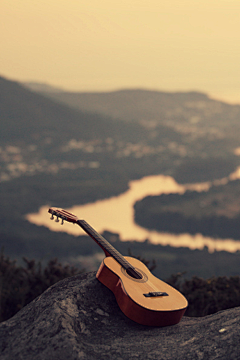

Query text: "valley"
[1, 75, 240, 279]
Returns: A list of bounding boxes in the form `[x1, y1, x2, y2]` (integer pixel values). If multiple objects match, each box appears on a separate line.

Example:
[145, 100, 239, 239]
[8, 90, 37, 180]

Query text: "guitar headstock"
[48, 207, 79, 225]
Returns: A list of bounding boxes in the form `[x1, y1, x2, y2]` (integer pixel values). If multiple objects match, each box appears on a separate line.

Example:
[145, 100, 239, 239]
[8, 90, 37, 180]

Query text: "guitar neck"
[48, 207, 141, 279]
[77, 219, 130, 270]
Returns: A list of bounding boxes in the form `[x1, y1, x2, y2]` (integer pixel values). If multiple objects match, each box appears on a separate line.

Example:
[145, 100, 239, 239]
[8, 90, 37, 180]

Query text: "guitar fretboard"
[77, 219, 141, 279]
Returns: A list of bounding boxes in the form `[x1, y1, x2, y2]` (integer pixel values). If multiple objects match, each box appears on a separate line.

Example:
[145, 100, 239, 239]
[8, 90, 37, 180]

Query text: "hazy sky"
[1, 0, 240, 102]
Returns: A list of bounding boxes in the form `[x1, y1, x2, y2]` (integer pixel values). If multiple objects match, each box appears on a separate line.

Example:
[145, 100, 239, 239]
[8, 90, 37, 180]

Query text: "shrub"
[1, 251, 240, 323]
[167, 273, 240, 317]
[0, 251, 84, 323]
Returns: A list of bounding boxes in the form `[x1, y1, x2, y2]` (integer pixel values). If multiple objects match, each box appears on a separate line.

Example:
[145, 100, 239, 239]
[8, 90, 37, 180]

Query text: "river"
[26, 172, 240, 253]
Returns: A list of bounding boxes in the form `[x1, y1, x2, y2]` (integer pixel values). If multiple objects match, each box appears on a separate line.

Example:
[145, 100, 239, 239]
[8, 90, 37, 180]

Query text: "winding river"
[26, 172, 240, 253]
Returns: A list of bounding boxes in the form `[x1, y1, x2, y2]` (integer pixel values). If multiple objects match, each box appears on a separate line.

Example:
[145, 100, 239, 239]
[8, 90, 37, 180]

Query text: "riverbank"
[134, 176, 240, 241]
[26, 174, 240, 253]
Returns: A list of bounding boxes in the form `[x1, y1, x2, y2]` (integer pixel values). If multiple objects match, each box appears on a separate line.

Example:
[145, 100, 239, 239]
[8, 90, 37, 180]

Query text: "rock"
[0, 271, 239, 360]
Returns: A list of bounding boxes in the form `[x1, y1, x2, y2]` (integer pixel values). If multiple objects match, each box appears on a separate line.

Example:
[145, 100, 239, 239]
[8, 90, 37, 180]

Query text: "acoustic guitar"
[48, 207, 188, 326]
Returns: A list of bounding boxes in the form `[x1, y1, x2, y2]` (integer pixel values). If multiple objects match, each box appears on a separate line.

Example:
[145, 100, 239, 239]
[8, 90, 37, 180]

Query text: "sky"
[1, 0, 240, 102]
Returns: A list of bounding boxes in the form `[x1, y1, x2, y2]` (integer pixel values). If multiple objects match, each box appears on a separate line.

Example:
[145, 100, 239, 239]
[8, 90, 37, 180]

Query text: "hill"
[23, 83, 240, 132]
[23, 82, 240, 183]
[134, 178, 240, 239]
[0, 76, 147, 144]
[23, 85, 211, 122]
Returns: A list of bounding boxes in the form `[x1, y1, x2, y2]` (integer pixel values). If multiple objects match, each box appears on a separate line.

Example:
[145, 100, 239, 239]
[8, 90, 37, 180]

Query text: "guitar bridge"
[143, 291, 169, 297]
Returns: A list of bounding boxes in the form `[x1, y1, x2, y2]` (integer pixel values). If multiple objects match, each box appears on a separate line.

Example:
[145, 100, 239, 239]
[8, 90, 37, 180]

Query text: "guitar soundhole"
[126, 268, 143, 279]
[122, 267, 148, 283]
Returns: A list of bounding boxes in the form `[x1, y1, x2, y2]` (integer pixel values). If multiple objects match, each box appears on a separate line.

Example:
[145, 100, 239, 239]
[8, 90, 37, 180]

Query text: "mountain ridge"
[23, 82, 217, 123]
[0, 75, 146, 143]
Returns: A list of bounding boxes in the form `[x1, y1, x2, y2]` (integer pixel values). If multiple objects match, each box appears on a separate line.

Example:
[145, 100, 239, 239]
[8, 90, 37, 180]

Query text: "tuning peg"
[50, 214, 54, 220]
[55, 216, 60, 223]
[61, 218, 64, 225]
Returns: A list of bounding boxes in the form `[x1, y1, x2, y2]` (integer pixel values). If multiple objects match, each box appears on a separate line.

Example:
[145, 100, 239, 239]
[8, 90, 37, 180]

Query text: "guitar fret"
[78, 219, 134, 271]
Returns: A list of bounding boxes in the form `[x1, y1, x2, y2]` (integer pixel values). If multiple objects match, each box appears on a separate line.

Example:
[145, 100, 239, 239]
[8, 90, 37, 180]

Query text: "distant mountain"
[23, 85, 240, 131]
[25, 87, 211, 122]
[0, 76, 145, 144]
[3, 76, 240, 168]
[22, 82, 64, 93]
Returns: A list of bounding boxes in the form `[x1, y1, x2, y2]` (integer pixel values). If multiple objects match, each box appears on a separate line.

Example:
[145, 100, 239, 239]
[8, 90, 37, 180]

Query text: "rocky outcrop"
[0, 271, 239, 360]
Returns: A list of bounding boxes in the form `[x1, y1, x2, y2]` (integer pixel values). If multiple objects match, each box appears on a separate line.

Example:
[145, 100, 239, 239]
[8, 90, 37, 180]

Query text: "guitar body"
[97, 256, 188, 327]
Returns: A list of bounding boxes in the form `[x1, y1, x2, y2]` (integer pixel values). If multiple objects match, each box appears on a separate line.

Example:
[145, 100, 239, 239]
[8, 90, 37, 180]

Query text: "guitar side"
[97, 256, 188, 327]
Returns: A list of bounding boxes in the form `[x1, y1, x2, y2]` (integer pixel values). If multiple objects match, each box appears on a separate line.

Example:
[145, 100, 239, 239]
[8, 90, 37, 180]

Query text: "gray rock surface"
[0, 271, 239, 360]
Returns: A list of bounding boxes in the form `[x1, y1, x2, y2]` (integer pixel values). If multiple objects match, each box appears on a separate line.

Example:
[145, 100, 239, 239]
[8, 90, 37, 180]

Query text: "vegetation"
[0, 251, 84, 323]
[167, 273, 240, 317]
[1, 251, 240, 323]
